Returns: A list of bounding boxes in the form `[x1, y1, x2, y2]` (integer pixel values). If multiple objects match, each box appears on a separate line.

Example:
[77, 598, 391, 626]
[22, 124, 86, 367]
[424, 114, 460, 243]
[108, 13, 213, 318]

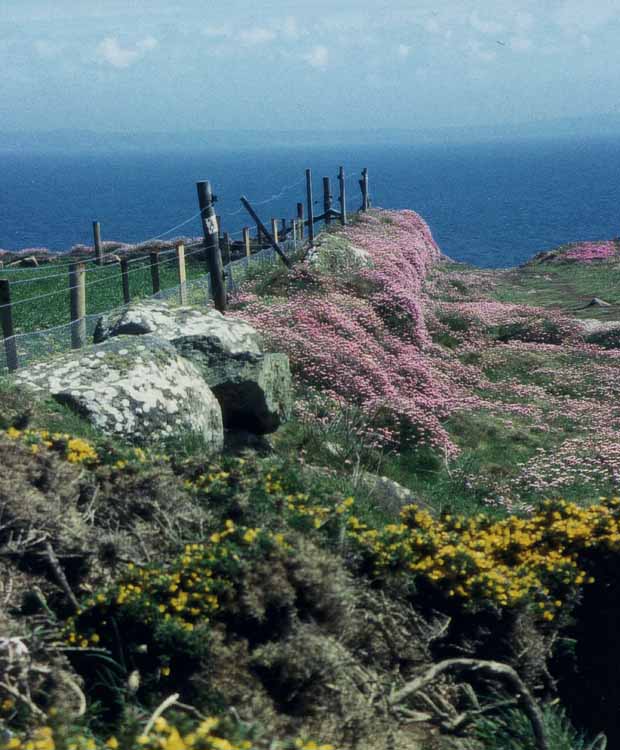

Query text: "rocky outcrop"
[175, 339, 293, 433]
[13, 336, 224, 449]
[94, 301, 262, 355]
[95, 301, 293, 433]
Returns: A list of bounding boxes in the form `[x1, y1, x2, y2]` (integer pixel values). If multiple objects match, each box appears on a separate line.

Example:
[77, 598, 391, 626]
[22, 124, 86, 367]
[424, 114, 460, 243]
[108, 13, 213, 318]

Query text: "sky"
[2, 0, 620, 134]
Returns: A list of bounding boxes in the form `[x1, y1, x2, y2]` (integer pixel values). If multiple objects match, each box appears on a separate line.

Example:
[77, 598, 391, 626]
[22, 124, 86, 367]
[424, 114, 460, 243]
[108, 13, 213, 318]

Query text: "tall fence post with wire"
[93, 222, 103, 266]
[176, 243, 187, 305]
[197, 180, 226, 313]
[0, 280, 18, 372]
[338, 167, 347, 226]
[323, 177, 332, 226]
[0, 164, 370, 375]
[306, 169, 315, 246]
[69, 262, 87, 349]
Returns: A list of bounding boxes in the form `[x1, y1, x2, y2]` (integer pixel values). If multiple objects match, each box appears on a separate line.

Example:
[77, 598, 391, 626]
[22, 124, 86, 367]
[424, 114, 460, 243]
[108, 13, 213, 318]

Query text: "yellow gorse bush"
[64, 518, 292, 648]
[347, 499, 620, 618]
[5, 428, 98, 464]
[0, 718, 335, 750]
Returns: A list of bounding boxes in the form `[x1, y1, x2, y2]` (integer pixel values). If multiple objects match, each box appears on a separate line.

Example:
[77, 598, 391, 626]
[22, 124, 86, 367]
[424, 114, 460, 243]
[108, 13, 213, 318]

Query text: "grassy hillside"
[1, 213, 619, 750]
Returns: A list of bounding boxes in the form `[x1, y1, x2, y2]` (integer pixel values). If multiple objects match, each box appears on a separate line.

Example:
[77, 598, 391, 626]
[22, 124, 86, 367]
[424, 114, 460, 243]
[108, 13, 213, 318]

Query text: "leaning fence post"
[338, 166, 347, 226]
[93, 221, 103, 265]
[323, 177, 332, 225]
[120, 258, 131, 304]
[297, 202, 305, 239]
[240, 196, 292, 268]
[0, 279, 18, 372]
[69, 262, 86, 350]
[197, 180, 226, 313]
[150, 250, 161, 294]
[306, 169, 315, 245]
[176, 243, 187, 305]
[243, 227, 251, 258]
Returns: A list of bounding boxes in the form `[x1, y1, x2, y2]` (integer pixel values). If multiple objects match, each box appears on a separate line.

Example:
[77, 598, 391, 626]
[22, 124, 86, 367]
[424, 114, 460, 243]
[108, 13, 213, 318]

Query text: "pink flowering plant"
[233, 209, 620, 513]
[564, 241, 617, 262]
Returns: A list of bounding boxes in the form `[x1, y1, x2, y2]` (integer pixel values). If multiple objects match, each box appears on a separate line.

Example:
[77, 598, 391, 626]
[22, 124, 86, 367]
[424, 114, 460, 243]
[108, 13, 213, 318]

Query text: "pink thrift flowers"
[564, 241, 617, 262]
[233, 210, 458, 454]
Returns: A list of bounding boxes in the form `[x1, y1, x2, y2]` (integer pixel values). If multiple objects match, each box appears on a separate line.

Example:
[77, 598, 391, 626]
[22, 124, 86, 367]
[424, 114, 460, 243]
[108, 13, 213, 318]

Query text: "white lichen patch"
[96, 300, 262, 355]
[13, 335, 224, 450]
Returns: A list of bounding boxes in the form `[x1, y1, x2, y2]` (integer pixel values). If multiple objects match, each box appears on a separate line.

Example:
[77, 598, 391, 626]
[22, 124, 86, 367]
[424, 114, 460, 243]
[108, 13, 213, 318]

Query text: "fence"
[0, 166, 371, 376]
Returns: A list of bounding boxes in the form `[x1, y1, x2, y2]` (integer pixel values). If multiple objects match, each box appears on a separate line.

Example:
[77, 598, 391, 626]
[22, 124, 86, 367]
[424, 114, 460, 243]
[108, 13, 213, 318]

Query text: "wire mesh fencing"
[0, 237, 300, 377]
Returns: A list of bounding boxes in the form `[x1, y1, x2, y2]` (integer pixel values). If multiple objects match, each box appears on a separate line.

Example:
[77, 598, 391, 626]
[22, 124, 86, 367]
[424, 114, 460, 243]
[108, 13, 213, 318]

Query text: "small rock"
[586, 297, 611, 307]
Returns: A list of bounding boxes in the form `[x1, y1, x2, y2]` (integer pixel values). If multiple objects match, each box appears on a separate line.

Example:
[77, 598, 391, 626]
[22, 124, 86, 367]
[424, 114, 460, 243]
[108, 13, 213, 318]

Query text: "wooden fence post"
[297, 202, 305, 239]
[338, 166, 347, 226]
[281, 218, 287, 236]
[222, 232, 232, 265]
[176, 243, 187, 305]
[271, 218, 279, 244]
[360, 168, 370, 211]
[243, 227, 251, 258]
[93, 221, 103, 265]
[150, 251, 161, 294]
[69, 262, 86, 349]
[197, 180, 226, 313]
[0, 279, 18, 372]
[306, 169, 315, 245]
[120, 258, 131, 304]
[323, 177, 332, 225]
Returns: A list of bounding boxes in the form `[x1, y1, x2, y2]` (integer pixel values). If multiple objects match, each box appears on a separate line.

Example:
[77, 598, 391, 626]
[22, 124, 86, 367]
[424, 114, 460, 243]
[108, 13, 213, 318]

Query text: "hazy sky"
[2, 0, 620, 132]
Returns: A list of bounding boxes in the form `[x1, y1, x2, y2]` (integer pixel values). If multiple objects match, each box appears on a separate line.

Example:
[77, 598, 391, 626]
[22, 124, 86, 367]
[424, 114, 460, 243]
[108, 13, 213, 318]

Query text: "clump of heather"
[234, 210, 458, 453]
[564, 241, 617, 262]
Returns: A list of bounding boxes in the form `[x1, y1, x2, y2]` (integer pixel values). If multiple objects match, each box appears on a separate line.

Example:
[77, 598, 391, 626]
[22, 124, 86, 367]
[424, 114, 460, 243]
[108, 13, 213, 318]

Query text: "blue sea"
[2, 136, 620, 268]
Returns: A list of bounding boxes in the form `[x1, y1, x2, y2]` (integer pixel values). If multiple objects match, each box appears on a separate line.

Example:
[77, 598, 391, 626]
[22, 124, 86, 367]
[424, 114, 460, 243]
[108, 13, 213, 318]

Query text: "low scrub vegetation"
[3, 211, 620, 749]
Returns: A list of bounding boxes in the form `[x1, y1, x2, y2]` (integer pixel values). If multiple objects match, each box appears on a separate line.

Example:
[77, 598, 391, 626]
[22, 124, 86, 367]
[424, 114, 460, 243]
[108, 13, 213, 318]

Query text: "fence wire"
[0, 237, 300, 377]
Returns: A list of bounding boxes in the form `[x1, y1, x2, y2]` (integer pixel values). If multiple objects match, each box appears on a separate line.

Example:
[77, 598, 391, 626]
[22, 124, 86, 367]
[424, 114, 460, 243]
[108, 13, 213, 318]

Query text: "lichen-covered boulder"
[94, 300, 262, 355]
[95, 301, 293, 434]
[12, 336, 223, 449]
[174, 338, 292, 433]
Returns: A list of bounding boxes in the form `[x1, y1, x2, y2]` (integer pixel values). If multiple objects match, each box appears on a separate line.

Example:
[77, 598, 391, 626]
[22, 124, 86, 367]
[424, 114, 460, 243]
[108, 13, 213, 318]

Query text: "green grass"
[1, 254, 211, 334]
[491, 260, 620, 321]
[475, 703, 593, 750]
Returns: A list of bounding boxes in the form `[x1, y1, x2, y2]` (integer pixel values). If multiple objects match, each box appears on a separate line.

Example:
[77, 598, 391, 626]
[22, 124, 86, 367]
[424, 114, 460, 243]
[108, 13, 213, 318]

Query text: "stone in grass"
[95, 301, 293, 434]
[12, 335, 224, 450]
[585, 297, 612, 308]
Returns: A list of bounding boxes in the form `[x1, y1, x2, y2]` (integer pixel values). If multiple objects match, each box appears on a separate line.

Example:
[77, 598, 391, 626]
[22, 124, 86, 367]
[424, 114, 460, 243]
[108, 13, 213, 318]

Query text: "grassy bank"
[2, 213, 619, 749]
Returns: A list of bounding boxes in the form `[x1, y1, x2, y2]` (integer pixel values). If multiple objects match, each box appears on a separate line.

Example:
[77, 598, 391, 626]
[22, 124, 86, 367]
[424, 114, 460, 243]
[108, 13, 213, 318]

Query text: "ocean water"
[2, 137, 620, 268]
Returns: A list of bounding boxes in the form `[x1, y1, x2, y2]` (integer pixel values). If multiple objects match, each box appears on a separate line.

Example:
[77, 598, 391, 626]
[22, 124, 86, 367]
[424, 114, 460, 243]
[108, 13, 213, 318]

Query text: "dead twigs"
[389, 658, 549, 750]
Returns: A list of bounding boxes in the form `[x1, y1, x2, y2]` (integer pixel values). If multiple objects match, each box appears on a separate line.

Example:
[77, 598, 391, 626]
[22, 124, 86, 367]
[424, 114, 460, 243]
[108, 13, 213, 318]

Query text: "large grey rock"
[94, 300, 262, 355]
[95, 301, 293, 433]
[13, 336, 223, 449]
[175, 339, 292, 433]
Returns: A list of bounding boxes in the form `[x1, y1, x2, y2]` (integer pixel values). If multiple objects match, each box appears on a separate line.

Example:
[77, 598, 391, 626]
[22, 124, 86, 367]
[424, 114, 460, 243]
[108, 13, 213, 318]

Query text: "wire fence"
[0, 235, 300, 377]
[0, 164, 370, 376]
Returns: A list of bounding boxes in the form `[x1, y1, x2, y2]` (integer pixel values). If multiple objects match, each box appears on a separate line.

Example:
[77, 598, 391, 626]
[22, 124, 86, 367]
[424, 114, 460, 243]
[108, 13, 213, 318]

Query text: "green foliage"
[475, 704, 592, 750]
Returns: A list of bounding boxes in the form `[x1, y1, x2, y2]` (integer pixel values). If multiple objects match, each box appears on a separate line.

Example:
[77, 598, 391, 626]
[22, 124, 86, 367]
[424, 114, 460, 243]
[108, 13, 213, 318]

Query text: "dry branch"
[388, 658, 549, 750]
[45, 542, 79, 612]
